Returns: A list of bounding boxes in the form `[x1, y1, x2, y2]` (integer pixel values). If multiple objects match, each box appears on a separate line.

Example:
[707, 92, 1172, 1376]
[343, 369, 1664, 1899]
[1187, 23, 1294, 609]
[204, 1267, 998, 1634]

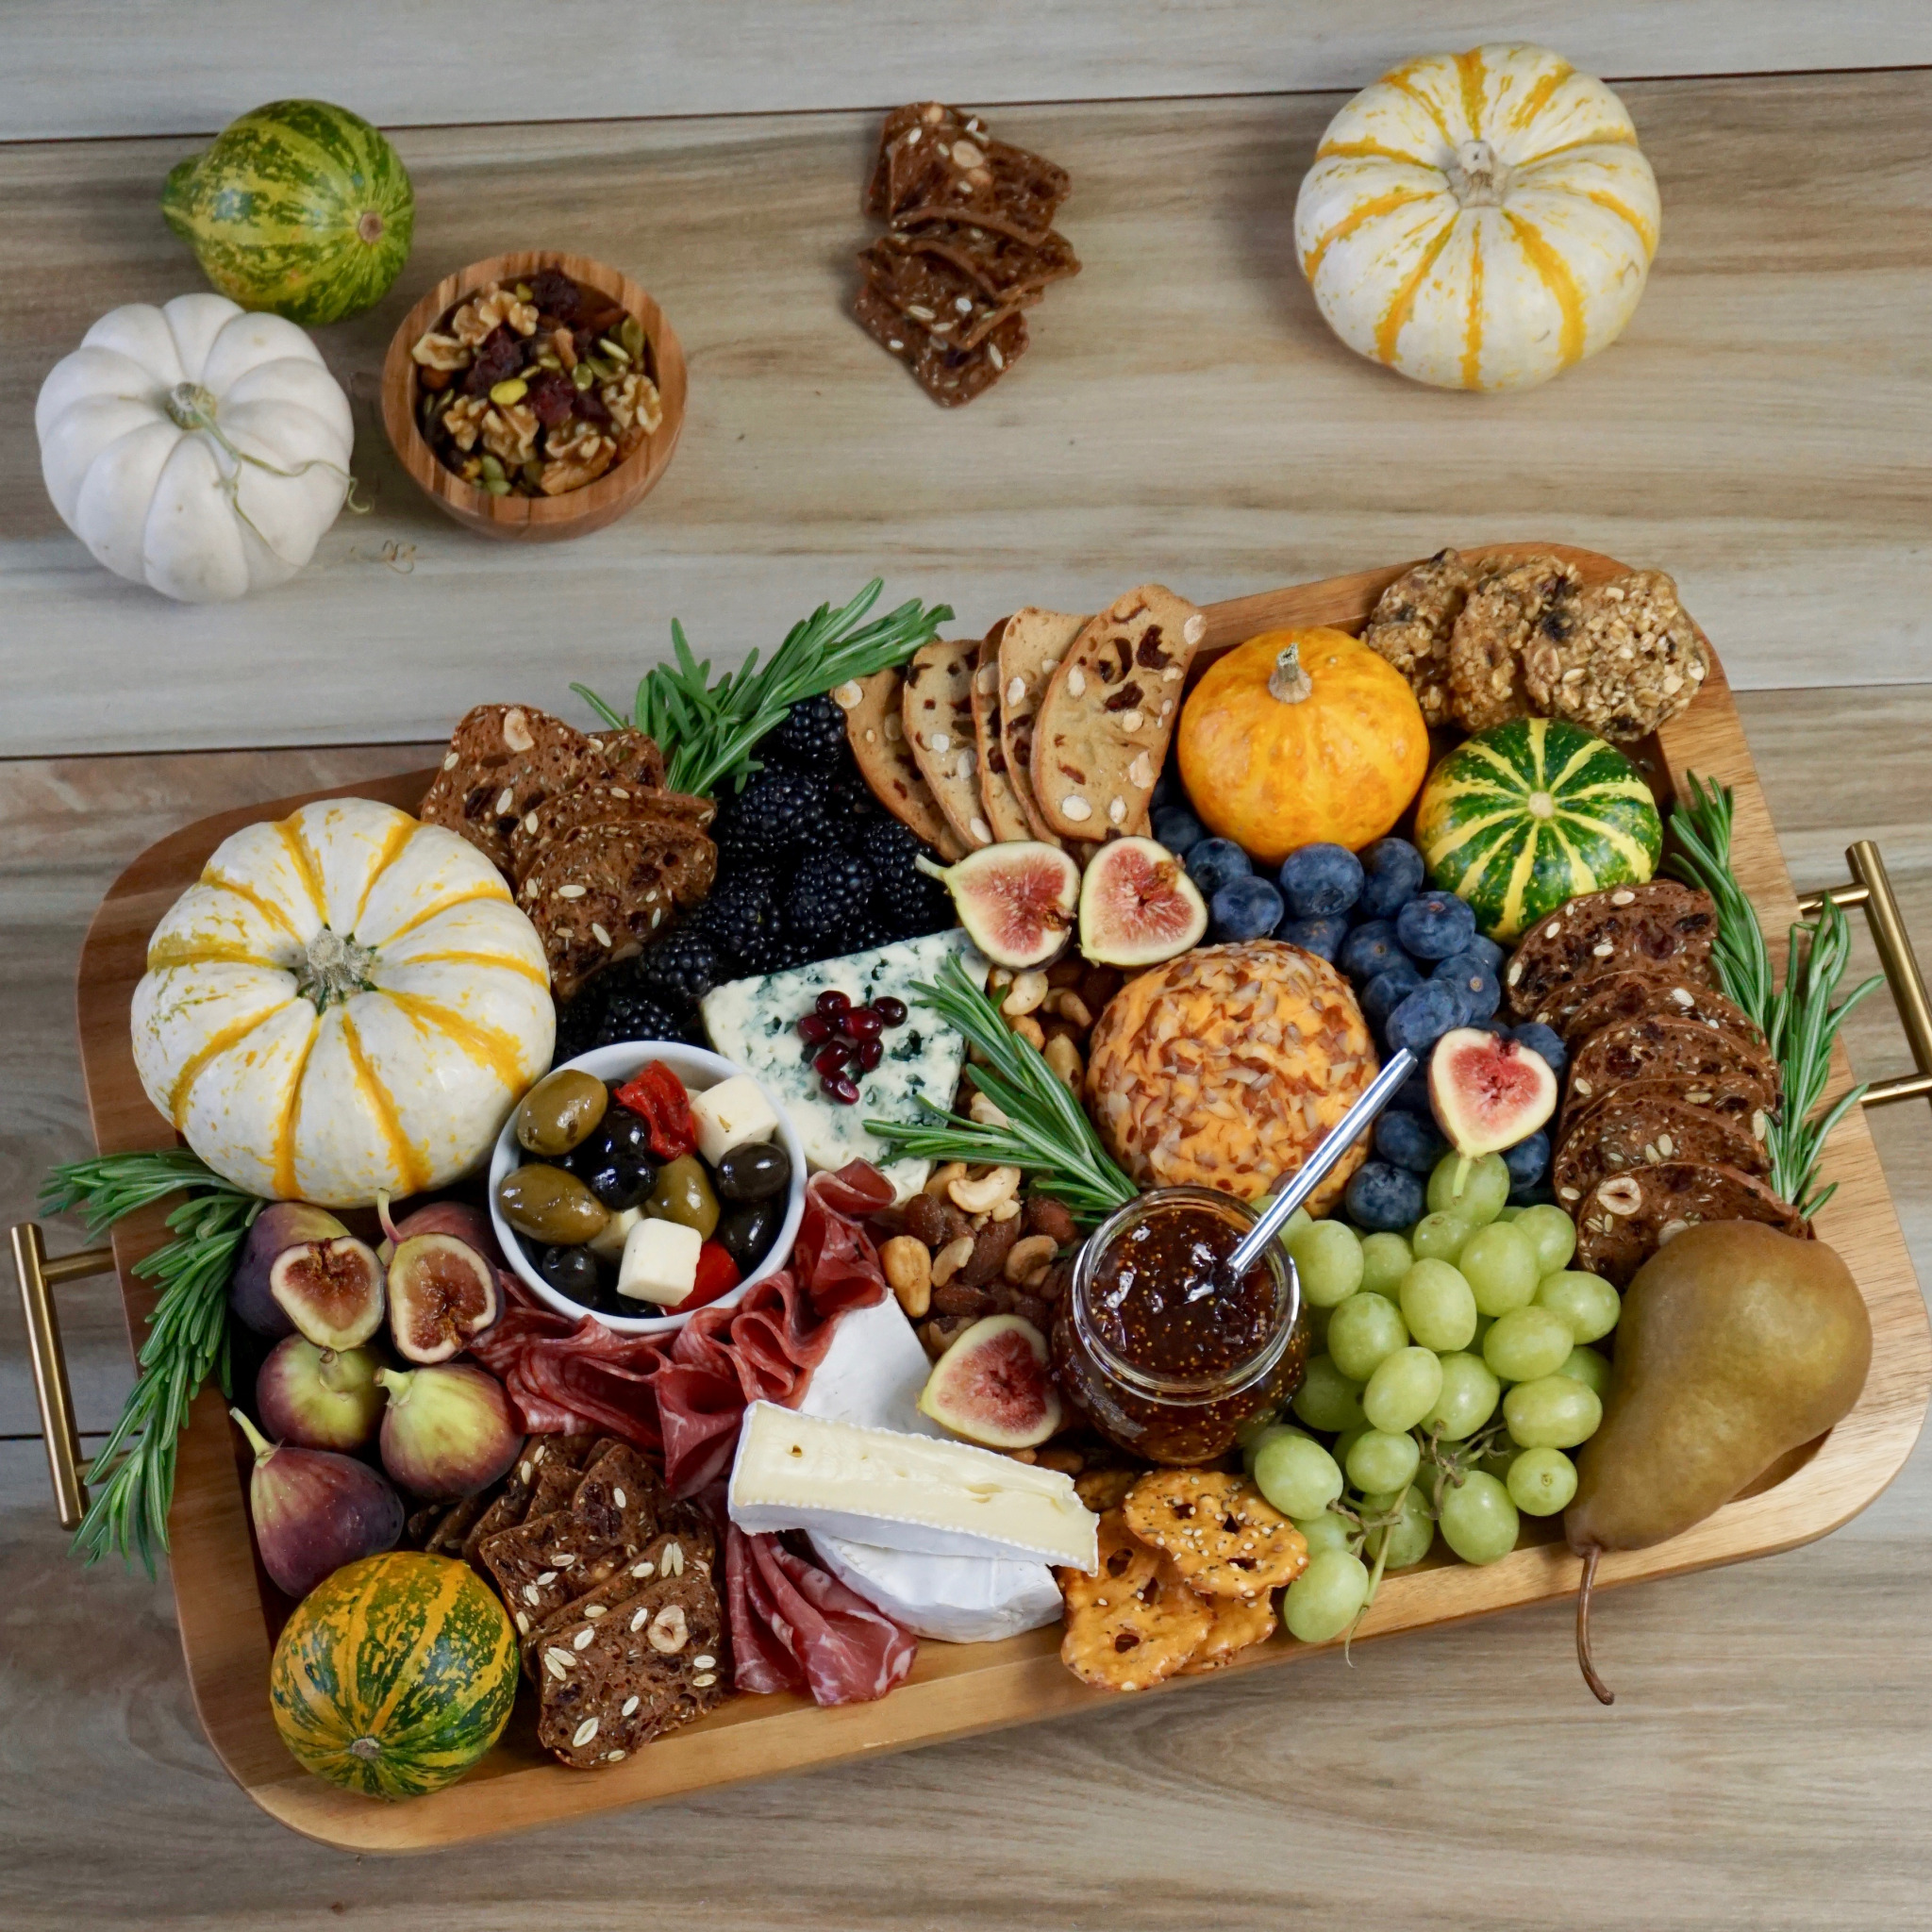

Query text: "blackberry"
[824, 758, 881, 845]
[714, 766, 831, 860]
[762, 694, 847, 770]
[693, 866, 783, 967]
[857, 815, 952, 938]
[595, 988, 695, 1048]
[552, 989, 607, 1067]
[632, 926, 726, 1007]
[788, 850, 874, 939]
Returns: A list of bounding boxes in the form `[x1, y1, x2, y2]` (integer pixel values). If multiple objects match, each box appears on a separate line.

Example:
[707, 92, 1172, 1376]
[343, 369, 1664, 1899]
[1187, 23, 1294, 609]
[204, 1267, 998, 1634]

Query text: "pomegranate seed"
[856, 1038, 883, 1071]
[814, 990, 852, 1019]
[873, 996, 908, 1026]
[827, 1075, 861, 1106]
[797, 1013, 831, 1043]
[813, 1042, 852, 1076]
[843, 1008, 883, 1041]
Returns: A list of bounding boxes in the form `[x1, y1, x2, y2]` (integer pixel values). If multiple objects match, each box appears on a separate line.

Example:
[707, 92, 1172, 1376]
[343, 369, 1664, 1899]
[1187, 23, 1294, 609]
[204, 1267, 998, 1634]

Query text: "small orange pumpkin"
[1177, 626, 1429, 864]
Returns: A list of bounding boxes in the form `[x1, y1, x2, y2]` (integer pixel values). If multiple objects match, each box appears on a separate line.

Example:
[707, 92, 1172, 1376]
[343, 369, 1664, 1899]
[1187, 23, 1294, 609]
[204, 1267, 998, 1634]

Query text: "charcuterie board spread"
[57, 545, 1930, 1851]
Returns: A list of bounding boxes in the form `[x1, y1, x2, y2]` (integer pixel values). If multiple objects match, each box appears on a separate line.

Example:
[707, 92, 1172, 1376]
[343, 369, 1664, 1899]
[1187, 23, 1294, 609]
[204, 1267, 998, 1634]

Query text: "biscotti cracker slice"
[836, 668, 964, 859]
[904, 635, 993, 849]
[1029, 585, 1205, 840]
[971, 622, 1036, 842]
[997, 607, 1083, 845]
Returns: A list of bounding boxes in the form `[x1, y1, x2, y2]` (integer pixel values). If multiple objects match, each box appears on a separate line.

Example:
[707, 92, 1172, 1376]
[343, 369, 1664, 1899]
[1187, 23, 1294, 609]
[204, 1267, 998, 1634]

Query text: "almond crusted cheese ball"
[1085, 941, 1376, 1210]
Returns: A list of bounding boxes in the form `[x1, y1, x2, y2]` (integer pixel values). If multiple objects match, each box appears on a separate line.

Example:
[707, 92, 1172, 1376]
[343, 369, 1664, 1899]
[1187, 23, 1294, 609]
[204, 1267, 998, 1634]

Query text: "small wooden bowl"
[380, 250, 686, 542]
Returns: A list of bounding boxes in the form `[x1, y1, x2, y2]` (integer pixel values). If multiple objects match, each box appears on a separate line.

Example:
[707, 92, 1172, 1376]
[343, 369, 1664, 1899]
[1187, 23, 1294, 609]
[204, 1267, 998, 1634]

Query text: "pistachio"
[478, 453, 506, 481]
[489, 377, 528, 406]
[572, 362, 595, 391]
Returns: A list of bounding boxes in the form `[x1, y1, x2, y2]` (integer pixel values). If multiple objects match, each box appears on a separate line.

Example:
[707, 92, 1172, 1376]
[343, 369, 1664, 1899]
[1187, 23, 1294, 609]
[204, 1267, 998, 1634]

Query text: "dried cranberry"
[797, 1012, 832, 1044]
[856, 1038, 883, 1072]
[874, 997, 908, 1026]
[575, 381, 612, 425]
[813, 1042, 852, 1076]
[525, 369, 576, 426]
[528, 267, 581, 321]
[823, 1075, 861, 1106]
[815, 991, 852, 1019]
[462, 325, 525, 395]
[843, 1008, 883, 1041]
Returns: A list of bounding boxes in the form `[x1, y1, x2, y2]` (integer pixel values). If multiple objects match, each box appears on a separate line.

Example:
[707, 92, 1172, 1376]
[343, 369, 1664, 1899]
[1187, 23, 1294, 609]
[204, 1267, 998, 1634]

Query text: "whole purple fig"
[256, 1338, 386, 1453]
[375, 1362, 521, 1497]
[230, 1204, 348, 1338]
[230, 1408, 405, 1599]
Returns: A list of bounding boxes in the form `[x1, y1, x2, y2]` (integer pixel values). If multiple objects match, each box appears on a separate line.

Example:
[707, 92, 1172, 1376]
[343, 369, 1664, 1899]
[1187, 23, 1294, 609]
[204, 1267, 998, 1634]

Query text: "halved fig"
[269, 1236, 386, 1351]
[388, 1233, 501, 1364]
[918, 1313, 1063, 1449]
[921, 841, 1080, 970]
[1428, 1026, 1558, 1158]
[231, 1203, 350, 1338]
[1077, 836, 1208, 967]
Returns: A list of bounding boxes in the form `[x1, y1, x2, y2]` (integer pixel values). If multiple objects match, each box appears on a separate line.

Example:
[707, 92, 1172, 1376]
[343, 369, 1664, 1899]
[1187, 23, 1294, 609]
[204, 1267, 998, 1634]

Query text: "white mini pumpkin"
[35, 291, 353, 602]
[1295, 44, 1659, 391]
[132, 798, 555, 1208]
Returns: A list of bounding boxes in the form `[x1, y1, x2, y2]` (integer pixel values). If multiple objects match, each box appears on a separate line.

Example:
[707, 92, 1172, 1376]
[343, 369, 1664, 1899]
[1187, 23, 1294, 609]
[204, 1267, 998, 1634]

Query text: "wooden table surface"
[4, 53, 1931, 1932]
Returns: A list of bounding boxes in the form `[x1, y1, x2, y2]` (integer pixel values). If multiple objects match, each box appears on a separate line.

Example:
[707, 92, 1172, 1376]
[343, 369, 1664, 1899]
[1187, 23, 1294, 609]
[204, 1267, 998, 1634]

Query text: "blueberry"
[1344, 1159, 1427, 1234]
[1385, 978, 1462, 1055]
[1503, 1131, 1551, 1192]
[1357, 838, 1427, 920]
[1210, 874, 1285, 942]
[1433, 948, 1502, 1023]
[1278, 842, 1365, 919]
[1186, 838, 1252, 897]
[1360, 960, 1424, 1033]
[1390, 1060, 1435, 1113]
[1150, 764, 1179, 811]
[1374, 1108, 1448, 1175]
[1151, 804, 1206, 856]
[1395, 891, 1478, 961]
[1510, 1021, 1568, 1078]
[1338, 919, 1403, 985]
[1277, 914, 1349, 963]
[1509, 1181, 1557, 1209]
[1459, 934, 1506, 974]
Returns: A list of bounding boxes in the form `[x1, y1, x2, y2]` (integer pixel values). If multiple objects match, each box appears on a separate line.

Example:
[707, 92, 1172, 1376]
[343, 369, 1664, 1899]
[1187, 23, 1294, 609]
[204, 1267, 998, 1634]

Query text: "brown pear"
[1565, 1221, 1871, 1702]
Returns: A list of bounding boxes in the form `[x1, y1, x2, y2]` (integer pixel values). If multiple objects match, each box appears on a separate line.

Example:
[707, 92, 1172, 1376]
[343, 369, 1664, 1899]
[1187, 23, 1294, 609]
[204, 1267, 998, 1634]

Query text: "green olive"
[498, 1163, 609, 1244]
[646, 1155, 719, 1240]
[515, 1068, 608, 1158]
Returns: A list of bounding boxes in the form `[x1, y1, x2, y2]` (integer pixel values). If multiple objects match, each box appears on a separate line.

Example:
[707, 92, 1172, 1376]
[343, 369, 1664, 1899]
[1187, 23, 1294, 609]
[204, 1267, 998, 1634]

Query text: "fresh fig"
[1428, 1026, 1557, 1158]
[918, 1313, 1063, 1449]
[388, 1200, 508, 1274]
[921, 841, 1080, 970]
[386, 1221, 501, 1364]
[230, 1407, 404, 1599]
[270, 1234, 386, 1350]
[257, 1337, 386, 1453]
[230, 1203, 350, 1339]
[1076, 837, 1209, 968]
[375, 1362, 522, 1496]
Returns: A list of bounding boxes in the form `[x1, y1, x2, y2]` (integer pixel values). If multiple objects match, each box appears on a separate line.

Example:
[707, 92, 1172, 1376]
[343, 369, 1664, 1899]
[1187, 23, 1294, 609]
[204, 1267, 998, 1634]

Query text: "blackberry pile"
[553, 692, 956, 1049]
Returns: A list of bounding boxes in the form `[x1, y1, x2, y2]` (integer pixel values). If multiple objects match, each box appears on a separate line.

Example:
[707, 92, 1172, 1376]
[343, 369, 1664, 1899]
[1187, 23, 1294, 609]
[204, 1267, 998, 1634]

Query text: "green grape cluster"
[1241, 1151, 1622, 1641]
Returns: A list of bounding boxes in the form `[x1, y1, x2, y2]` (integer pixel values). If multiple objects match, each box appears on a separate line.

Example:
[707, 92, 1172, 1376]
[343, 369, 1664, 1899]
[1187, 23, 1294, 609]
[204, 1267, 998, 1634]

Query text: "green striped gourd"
[1416, 717, 1662, 941]
[162, 100, 413, 326]
[270, 1552, 516, 1800]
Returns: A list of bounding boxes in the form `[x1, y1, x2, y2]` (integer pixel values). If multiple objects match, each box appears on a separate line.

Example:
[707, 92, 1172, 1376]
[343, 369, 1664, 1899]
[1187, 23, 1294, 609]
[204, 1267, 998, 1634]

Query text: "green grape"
[1556, 1344, 1612, 1398]
[1483, 1305, 1574, 1383]
[1241, 1420, 1308, 1474]
[1437, 1471, 1520, 1564]
[1358, 1230, 1414, 1298]
[1305, 1302, 1333, 1355]
[1513, 1202, 1577, 1275]
[1362, 1484, 1437, 1571]
[1494, 1205, 1522, 1222]
[1503, 1374, 1603, 1449]
[1291, 1355, 1366, 1433]
[1283, 1549, 1371, 1642]
[1420, 1351, 1501, 1440]
[1289, 1218, 1364, 1308]
[1398, 1258, 1477, 1351]
[1345, 1426, 1421, 1494]
[1410, 1210, 1473, 1261]
[1477, 1442, 1519, 1483]
[1253, 1433, 1344, 1518]
[1507, 1445, 1578, 1515]
[1536, 1269, 1622, 1344]
[1277, 1207, 1313, 1248]
[1457, 1221, 1541, 1316]
[1295, 1509, 1355, 1556]
[1235, 1408, 1290, 1451]
[1472, 1312, 1495, 1349]
[1332, 1424, 1369, 1474]
[1427, 1151, 1509, 1224]
[1327, 1291, 1408, 1382]
[1362, 1346, 1444, 1434]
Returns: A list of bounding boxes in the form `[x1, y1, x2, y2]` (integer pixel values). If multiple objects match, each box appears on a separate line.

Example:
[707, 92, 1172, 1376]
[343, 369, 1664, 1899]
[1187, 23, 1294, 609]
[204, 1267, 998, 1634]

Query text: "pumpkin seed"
[533, 353, 561, 373]
[586, 357, 618, 382]
[490, 377, 528, 406]
[483, 475, 512, 497]
[572, 363, 595, 391]
[620, 316, 646, 359]
[479, 453, 507, 481]
[513, 282, 534, 302]
[596, 337, 630, 365]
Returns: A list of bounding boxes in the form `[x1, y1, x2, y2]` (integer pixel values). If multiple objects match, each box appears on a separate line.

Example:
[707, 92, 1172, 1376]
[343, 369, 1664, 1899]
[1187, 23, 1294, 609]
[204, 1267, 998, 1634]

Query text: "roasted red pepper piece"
[613, 1059, 697, 1159]
[683, 1241, 741, 1312]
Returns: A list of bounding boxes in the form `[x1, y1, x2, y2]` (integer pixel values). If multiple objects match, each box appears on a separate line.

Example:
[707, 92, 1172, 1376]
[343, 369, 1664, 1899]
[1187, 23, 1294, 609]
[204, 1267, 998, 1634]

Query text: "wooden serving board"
[74, 545, 1932, 1853]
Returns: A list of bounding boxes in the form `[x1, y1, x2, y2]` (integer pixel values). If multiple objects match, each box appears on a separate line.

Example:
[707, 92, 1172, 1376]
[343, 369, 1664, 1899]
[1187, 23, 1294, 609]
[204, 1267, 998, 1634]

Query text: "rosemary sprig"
[865, 954, 1138, 1223]
[1666, 774, 1880, 1218]
[573, 579, 952, 799]
[39, 1152, 262, 1574]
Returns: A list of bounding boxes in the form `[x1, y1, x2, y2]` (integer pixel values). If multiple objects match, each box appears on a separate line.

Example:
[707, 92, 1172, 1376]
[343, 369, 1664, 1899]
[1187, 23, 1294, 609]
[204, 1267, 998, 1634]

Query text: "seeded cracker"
[971, 623, 1036, 841]
[894, 218, 1081, 304]
[1122, 1471, 1308, 1601]
[520, 1524, 716, 1681]
[1553, 1079, 1771, 1208]
[853, 282, 1027, 409]
[1560, 1014, 1779, 1140]
[996, 607, 1084, 846]
[835, 667, 965, 858]
[877, 112, 1068, 240]
[505, 779, 714, 886]
[1361, 547, 1486, 727]
[1179, 1592, 1279, 1674]
[1059, 1511, 1212, 1692]
[420, 703, 612, 875]
[1446, 555, 1582, 732]
[1574, 1161, 1807, 1289]
[1541, 967, 1760, 1048]
[903, 634, 994, 848]
[858, 236, 1036, 352]
[1524, 569, 1711, 741]
[1503, 881, 1718, 1019]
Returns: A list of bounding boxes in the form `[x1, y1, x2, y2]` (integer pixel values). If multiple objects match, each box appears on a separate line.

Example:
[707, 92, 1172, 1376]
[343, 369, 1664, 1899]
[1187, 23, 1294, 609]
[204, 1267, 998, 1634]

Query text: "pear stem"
[1576, 1543, 1615, 1705]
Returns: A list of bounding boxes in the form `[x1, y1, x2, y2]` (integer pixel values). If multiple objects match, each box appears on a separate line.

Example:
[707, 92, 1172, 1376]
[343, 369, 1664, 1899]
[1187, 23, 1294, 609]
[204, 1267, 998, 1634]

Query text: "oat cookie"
[1447, 555, 1582, 732]
[1361, 547, 1482, 727]
[1553, 1079, 1771, 1209]
[1122, 1470, 1309, 1601]
[971, 623, 1036, 842]
[903, 635, 993, 848]
[1503, 881, 1717, 1020]
[836, 667, 964, 858]
[1179, 1592, 1279, 1674]
[1525, 570, 1710, 741]
[996, 607, 1083, 845]
[1574, 1161, 1807, 1289]
[1058, 1511, 1213, 1692]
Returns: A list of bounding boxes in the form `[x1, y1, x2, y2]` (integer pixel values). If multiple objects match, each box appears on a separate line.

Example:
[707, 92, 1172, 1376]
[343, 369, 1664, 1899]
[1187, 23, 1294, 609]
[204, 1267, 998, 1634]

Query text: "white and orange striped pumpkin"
[1294, 44, 1659, 391]
[131, 797, 553, 1208]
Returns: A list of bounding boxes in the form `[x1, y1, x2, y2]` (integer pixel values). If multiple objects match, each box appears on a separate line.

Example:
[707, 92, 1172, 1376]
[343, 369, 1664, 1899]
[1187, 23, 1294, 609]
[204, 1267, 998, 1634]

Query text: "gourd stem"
[1268, 644, 1315, 706]
[1447, 138, 1512, 208]
[294, 927, 380, 1012]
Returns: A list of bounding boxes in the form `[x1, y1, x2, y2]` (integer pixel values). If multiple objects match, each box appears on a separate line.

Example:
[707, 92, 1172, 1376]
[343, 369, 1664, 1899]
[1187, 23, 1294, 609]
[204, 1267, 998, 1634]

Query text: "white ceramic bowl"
[489, 1042, 807, 1336]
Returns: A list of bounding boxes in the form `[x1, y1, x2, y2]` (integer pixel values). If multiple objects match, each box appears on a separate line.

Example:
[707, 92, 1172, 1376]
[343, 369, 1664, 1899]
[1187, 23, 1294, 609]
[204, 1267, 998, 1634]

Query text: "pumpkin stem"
[1267, 644, 1315, 706]
[293, 927, 380, 1012]
[1447, 139, 1512, 208]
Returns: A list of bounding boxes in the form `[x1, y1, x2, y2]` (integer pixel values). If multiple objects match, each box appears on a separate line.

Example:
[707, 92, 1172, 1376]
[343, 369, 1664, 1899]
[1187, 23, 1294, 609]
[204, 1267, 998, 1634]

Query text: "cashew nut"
[1045, 989, 1093, 1028]
[969, 1091, 1011, 1128]
[1004, 1234, 1059, 1283]
[948, 1164, 1022, 1215]
[991, 1199, 1021, 1222]
[881, 1236, 933, 1318]
[1009, 1014, 1046, 1051]
[930, 1235, 976, 1286]
[1003, 969, 1049, 1017]
[924, 1160, 968, 1199]
[1043, 1033, 1083, 1090]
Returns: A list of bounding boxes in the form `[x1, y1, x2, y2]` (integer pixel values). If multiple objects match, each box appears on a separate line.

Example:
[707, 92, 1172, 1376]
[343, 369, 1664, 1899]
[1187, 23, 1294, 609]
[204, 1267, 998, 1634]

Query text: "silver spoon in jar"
[1222, 1047, 1418, 1281]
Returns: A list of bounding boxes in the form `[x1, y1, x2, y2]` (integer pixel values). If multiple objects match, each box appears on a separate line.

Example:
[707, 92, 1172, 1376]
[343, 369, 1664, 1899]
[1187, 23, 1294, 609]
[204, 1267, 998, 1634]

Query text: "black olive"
[716, 1139, 792, 1204]
[602, 1111, 655, 1163]
[715, 1196, 783, 1273]
[538, 1243, 602, 1301]
[581, 1153, 655, 1212]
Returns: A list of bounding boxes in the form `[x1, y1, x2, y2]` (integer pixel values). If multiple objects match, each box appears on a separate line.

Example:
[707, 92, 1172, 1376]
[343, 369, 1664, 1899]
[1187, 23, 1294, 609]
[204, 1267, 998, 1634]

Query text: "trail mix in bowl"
[410, 266, 663, 498]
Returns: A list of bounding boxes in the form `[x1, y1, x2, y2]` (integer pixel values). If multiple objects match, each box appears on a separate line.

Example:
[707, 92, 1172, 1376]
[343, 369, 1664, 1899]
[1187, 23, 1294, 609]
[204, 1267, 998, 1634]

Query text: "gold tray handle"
[8, 1224, 113, 1528]
[1797, 840, 1932, 1108]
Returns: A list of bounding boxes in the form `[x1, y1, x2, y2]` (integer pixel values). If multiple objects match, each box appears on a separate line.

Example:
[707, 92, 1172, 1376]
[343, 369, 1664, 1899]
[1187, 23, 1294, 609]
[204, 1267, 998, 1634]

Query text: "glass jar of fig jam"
[1052, 1187, 1307, 1466]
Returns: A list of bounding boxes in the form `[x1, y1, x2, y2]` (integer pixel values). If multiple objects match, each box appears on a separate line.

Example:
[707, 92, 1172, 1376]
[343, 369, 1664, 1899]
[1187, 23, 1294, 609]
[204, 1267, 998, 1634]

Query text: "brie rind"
[797, 1292, 947, 1437]
[728, 1402, 1098, 1571]
[809, 1534, 1064, 1643]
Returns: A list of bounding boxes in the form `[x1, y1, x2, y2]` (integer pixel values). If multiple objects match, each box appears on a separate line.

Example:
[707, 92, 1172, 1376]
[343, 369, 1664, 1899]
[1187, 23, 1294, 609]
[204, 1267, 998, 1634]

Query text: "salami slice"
[1537, 966, 1758, 1048]
[1553, 1080, 1772, 1209]
[1503, 881, 1717, 1020]
[1561, 1014, 1778, 1137]
[1574, 1161, 1807, 1287]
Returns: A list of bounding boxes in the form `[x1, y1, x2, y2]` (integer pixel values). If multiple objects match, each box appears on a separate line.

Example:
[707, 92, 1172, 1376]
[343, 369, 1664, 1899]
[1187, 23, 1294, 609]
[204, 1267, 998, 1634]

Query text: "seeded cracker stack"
[855, 103, 1080, 406]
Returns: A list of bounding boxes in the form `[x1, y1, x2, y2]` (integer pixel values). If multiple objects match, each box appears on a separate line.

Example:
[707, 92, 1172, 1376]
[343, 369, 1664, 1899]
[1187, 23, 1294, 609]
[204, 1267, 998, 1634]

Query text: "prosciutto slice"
[472, 1162, 894, 1495]
[726, 1526, 918, 1705]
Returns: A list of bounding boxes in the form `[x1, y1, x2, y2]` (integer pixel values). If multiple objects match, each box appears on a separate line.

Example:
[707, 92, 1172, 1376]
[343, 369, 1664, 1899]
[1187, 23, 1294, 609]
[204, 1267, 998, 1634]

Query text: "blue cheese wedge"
[728, 1402, 1098, 1571]
[700, 928, 986, 1201]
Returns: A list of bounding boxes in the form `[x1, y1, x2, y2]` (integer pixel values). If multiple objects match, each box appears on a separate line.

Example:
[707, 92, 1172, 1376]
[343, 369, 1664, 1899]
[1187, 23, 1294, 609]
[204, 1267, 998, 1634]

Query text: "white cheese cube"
[616, 1216, 702, 1306]
[689, 1074, 780, 1168]
[587, 1205, 641, 1262]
